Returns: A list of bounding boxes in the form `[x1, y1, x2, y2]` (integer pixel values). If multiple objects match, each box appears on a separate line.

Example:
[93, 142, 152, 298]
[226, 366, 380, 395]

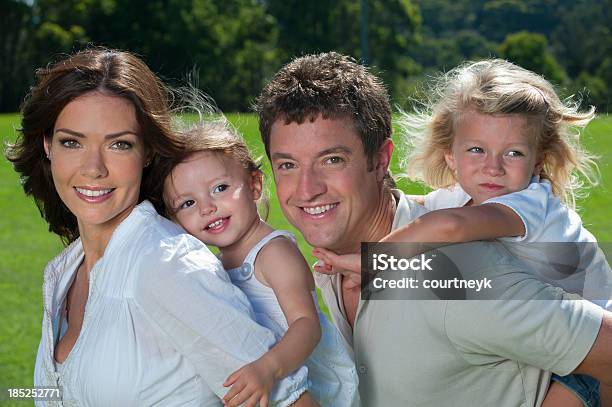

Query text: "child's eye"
[324, 156, 344, 165]
[277, 162, 295, 171]
[506, 150, 525, 157]
[110, 140, 133, 150]
[59, 139, 80, 149]
[467, 147, 484, 153]
[212, 184, 229, 194]
[179, 199, 195, 209]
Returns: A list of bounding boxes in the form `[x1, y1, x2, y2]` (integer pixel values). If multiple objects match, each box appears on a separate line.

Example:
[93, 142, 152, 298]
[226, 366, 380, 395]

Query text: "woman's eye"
[179, 199, 195, 209]
[277, 162, 295, 171]
[467, 147, 484, 153]
[507, 150, 525, 157]
[213, 184, 229, 194]
[325, 156, 344, 165]
[59, 139, 80, 149]
[110, 141, 133, 150]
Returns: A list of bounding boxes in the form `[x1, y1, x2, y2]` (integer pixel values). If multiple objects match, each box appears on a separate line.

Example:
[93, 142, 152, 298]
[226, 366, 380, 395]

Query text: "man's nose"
[296, 167, 327, 201]
[80, 147, 109, 179]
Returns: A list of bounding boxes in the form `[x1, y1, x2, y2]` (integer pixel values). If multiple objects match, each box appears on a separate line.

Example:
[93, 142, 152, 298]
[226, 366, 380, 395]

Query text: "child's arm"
[312, 203, 525, 284]
[223, 237, 321, 407]
[382, 203, 525, 243]
[405, 194, 425, 206]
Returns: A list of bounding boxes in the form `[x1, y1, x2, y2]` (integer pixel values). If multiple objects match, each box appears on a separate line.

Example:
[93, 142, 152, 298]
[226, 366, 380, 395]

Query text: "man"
[256, 52, 612, 406]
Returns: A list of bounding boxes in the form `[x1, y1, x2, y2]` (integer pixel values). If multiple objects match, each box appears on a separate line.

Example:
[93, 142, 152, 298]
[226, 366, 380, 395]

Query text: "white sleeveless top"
[227, 230, 360, 407]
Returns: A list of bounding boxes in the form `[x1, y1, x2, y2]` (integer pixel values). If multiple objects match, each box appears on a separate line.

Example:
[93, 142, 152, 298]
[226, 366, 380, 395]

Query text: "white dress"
[227, 230, 360, 407]
[425, 178, 612, 310]
[34, 201, 308, 407]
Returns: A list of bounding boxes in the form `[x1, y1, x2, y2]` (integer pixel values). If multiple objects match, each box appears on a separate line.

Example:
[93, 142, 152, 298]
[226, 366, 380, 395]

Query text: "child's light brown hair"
[401, 59, 599, 208]
[162, 118, 267, 218]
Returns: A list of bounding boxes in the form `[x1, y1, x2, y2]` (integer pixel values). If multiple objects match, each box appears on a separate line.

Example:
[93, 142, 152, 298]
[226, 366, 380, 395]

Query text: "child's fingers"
[225, 386, 253, 407]
[313, 259, 335, 275]
[259, 394, 269, 407]
[314, 264, 337, 275]
[223, 381, 246, 404]
[243, 392, 263, 407]
[223, 370, 240, 387]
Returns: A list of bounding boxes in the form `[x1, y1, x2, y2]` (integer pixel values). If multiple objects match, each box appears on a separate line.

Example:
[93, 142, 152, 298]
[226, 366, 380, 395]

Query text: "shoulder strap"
[244, 230, 296, 267]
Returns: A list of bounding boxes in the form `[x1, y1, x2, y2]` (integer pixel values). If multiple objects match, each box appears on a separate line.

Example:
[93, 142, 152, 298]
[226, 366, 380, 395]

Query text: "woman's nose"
[80, 148, 109, 179]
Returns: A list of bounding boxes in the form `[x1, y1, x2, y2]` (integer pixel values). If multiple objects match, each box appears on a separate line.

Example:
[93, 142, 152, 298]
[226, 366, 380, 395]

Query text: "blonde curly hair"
[400, 59, 599, 209]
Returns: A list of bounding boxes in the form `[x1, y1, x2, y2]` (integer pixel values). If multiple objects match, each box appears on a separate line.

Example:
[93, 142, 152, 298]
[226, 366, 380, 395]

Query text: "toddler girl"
[163, 119, 359, 407]
[314, 59, 611, 407]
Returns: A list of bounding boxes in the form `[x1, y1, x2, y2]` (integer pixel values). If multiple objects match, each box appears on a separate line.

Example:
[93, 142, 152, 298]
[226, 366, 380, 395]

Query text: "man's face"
[269, 115, 387, 252]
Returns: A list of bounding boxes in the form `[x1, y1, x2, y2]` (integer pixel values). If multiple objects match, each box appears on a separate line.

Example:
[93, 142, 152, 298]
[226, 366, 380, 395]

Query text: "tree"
[0, 0, 32, 111]
[264, 0, 421, 103]
[499, 31, 566, 85]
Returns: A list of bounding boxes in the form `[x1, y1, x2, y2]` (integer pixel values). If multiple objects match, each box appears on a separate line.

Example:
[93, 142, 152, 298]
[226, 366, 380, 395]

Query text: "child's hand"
[223, 359, 276, 407]
[312, 248, 361, 289]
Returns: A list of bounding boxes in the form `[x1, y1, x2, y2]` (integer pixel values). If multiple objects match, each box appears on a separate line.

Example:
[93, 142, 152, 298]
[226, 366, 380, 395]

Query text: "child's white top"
[227, 230, 360, 407]
[424, 178, 612, 310]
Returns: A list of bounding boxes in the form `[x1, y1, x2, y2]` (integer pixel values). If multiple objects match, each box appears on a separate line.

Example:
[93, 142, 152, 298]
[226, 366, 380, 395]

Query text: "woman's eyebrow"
[54, 128, 138, 139]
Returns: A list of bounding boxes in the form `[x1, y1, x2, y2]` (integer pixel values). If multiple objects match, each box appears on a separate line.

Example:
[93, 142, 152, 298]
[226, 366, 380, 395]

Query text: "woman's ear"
[43, 136, 51, 159]
[374, 138, 394, 182]
[250, 170, 263, 201]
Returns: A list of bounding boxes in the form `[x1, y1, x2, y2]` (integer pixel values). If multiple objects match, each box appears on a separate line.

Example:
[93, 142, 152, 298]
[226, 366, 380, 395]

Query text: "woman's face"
[44, 92, 147, 234]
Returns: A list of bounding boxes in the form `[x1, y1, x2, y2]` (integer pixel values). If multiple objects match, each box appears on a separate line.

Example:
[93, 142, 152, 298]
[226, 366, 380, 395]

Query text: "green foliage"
[573, 73, 609, 112]
[0, 0, 611, 112]
[499, 31, 567, 85]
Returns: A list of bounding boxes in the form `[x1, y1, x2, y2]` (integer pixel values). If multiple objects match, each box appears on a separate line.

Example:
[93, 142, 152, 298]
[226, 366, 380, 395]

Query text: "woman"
[6, 48, 316, 407]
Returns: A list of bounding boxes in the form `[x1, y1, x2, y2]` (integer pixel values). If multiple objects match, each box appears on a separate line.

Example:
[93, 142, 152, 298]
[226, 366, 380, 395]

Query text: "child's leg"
[542, 381, 586, 407]
[601, 383, 611, 407]
[542, 374, 601, 407]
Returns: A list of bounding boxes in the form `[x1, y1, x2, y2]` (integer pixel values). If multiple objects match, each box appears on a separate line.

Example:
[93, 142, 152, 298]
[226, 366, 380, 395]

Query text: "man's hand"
[312, 248, 361, 288]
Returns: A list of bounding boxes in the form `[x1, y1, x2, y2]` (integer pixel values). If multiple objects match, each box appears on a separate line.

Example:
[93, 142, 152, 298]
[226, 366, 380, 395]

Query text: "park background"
[1, 0, 611, 402]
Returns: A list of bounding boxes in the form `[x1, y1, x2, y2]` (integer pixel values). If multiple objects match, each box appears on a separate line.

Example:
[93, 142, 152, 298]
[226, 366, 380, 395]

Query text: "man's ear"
[374, 138, 394, 181]
[250, 170, 264, 201]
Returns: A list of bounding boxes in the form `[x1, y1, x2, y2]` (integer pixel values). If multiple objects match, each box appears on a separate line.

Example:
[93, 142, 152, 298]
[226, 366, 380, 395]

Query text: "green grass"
[1, 112, 611, 396]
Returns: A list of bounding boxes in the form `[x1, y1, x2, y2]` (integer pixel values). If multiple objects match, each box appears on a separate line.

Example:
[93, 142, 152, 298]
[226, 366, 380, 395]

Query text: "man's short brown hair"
[256, 52, 392, 168]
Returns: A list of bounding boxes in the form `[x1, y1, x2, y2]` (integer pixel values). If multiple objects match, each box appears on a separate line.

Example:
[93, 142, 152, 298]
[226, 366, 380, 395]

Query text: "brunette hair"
[256, 52, 395, 188]
[401, 59, 598, 208]
[5, 47, 182, 244]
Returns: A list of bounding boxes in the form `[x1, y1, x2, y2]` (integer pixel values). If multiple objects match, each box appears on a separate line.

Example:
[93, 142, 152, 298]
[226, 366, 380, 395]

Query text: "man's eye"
[213, 184, 229, 193]
[325, 156, 344, 165]
[277, 162, 295, 170]
[467, 147, 484, 153]
[507, 150, 525, 157]
[179, 199, 195, 209]
[59, 139, 80, 149]
[111, 141, 133, 150]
